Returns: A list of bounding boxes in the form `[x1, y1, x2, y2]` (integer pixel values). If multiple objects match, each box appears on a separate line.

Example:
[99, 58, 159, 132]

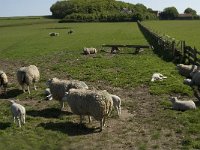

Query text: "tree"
[160, 7, 179, 20]
[184, 7, 197, 16]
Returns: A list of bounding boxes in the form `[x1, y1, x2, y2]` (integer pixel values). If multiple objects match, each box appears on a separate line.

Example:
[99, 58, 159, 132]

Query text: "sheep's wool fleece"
[48, 78, 88, 101]
[17, 65, 40, 85]
[177, 64, 197, 77]
[0, 70, 8, 85]
[67, 89, 113, 121]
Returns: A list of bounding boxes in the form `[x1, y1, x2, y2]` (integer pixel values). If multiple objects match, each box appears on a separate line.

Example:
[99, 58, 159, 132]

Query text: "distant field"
[143, 20, 200, 49]
[0, 18, 200, 149]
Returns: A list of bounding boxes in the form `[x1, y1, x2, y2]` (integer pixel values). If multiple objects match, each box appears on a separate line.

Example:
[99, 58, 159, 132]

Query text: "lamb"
[10, 100, 26, 127]
[49, 32, 59, 36]
[0, 70, 8, 94]
[62, 89, 113, 131]
[83, 47, 97, 55]
[44, 88, 53, 100]
[176, 64, 197, 78]
[151, 73, 167, 82]
[169, 97, 196, 111]
[46, 77, 89, 110]
[110, 94, 121, 116]
[16, 65, 40, 94]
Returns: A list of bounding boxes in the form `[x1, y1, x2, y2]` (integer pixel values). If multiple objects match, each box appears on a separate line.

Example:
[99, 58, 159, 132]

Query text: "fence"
[137, 21, 200, 65]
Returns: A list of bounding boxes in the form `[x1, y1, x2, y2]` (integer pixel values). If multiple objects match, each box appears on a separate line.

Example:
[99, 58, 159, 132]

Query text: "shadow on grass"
[27, 108, 73, 118]
[0, 122, 11, 130]
[0, 89, 23, 99]
[39, 121, 99, 136]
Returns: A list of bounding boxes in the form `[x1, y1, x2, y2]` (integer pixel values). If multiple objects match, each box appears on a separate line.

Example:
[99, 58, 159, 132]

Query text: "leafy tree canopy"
[184, 7, 197, 16]
[160, 7, 179, 20]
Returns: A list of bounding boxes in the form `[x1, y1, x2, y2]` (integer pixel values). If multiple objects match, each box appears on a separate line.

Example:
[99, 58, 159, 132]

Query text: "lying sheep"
[83, 47, 97, 55]
[151, 73, 167, 82]
[10, 100, 26, 127]
[46, 78, 89, 110]
[110, 94, 121, 116]
[176, 64, 197, 78]
[0, 70, 8, 94]
[17, 65, 40, 94]
[184, 69, 200, 86]
[169, 97, 196, 111]
[62, 89, 113, 131]
[49, 32, 59, 36]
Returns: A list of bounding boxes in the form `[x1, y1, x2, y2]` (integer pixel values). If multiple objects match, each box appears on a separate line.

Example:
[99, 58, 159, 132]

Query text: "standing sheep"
[0, 70, 8, 94]
[62, 89, 113, 131]
[10, 100, 26, 127]
[46, 78, 89, 110]
[17, 65, 40, 94]
[110, 94, 121, 116]
[176, 64, 197, 78]
[83, 47, 97, 55]
[169, 97, 196, 111]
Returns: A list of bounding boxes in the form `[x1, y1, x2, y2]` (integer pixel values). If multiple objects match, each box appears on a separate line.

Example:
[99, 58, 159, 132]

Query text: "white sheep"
[83, 47, 97, 55]
[169, 97, 196, 111]
[62, 89, 113, 131]
[49, 32, 59, 36]
[46, 77, 89, 110]
[176, 64, 197, 78]
[0, 70, 8, 94]
[110, 94, 121, 116]
[10, 100, 26, 127]
[17, 65, 40, 94]
[151, 73, 167, 82]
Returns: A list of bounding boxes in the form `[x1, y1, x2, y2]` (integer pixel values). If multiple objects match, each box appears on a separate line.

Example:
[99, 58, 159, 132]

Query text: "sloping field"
[143, 20, 200, 50]
[0, 18, 200, 149]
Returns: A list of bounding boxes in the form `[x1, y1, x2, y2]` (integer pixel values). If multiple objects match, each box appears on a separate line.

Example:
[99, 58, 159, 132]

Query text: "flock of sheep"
[0, 65, 121, 131]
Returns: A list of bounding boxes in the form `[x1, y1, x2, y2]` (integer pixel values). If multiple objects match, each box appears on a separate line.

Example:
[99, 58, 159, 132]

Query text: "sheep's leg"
[27, 86, 30, 94]
[60, 101, 64, 110]
[13, 116, 16, 123]
[118, 106, 122, 115]
[21, 114, 25, 124]
[17, 118, 21, 127]
[88, 116, 92, 123]
[100, 119, 104, 131]
[33, 83, 37, 90]
[22, 85, 26, 93]
[103, 117, 106, 127]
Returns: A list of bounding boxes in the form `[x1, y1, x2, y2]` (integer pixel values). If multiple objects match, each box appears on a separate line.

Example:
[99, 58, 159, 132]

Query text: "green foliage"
[50, 0, 157, 22]
[160, 7, 179, 20]
[184, 7, 197, 16]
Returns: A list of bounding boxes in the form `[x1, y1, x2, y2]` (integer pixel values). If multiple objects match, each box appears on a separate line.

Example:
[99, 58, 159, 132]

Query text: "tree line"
[50, 0, 157, 22]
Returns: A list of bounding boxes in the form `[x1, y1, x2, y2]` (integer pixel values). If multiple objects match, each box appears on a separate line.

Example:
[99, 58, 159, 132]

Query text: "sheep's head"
[169, 97, 178, 103]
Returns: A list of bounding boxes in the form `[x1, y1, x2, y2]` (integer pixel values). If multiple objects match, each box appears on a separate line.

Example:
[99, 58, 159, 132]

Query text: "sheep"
[176, 64, 197, 78]
[68, 29, 73, 34]
[0, 70, 8, 94]
[49, 32, 59, 36]
[44, 88, 53, 100]
[10, 100, 26, 127]
[151, 73, 167, 82]
[169, 97, 196, 111]
[184, 68, 200, 87]
[46, 77, 89, 110]
[62, 89, 113, 131]
[110, 94, 121, 116]
[16, 65, 40, 94]
[83, 47, 97, 55]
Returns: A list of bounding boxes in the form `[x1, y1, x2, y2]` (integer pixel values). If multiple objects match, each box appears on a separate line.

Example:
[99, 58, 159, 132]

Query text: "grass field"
[143, 20, 200, 50]
[0, 18, 200, 149]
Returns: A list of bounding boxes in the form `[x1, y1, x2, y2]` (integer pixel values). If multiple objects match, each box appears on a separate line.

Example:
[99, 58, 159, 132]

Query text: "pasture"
[143, 20, 200, 50]
[0, 18, 200, 149]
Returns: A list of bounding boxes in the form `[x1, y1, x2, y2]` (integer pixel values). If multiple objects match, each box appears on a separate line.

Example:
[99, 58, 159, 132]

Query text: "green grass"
[0, 18, 200, 149]
[143, 20, 200, 50]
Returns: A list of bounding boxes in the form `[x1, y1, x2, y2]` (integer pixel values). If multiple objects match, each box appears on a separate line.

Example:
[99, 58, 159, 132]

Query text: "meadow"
[143, 20, 200, 50]
[0, 18, 200, 149]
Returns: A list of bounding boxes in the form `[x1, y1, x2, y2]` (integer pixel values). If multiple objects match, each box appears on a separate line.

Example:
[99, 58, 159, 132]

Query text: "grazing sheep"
[83, 47, 97, 55]
[17, 65, 40, 94]
[110, 94, 121, 116]
[46, 78, 89, 110]
[49, 32, 59, 36]
[176, 64, 197, 78]
[62, 89, 113, 131]
[169, 97, 196, 111]
[10, 100, 26, 127]
[0, 70, 8, 94]
[151, 73, 167, 82]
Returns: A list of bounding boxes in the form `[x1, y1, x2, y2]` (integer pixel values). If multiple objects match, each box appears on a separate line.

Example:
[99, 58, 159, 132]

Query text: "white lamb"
[0, 70, 8, 94]
[176, 64, 197, 78]
[17, 65, 40, 94]
[46, 77, 89, 110]
[83, 47, 97, 55]
[151, 73, 167, 82]
[10, 100, 26, 127]
[169, 97, 196, 111]
[110, 94, 121, 116]
[62, 89, 113, 131]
